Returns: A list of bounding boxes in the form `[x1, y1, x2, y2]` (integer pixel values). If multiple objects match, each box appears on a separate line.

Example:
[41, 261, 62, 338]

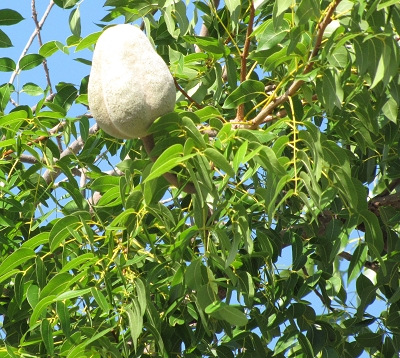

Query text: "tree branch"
[173, 77, 203, 109]
[9, 0, 55, 85]
[249, 0, 341, 127]
[236, 1, 255, 121]
[32, 0, 53, 94]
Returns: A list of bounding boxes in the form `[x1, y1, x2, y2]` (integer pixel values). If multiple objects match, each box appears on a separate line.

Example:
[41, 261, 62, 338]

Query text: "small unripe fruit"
[88, 24, 176, 139]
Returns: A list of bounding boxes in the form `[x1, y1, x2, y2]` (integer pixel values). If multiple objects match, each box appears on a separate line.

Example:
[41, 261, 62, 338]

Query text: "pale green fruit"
[88, 24, 176, 139]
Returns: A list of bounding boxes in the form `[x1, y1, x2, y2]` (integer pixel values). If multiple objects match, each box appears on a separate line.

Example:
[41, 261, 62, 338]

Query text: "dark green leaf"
[204, 148, 235, 177]
[223, 80, 265, 109]
[0, 9, 24, 25]
[0, 57, 16, 72]
[18, 54, 45, 71]
[0, 29, 12, 47]
[0, 248, 35, 281]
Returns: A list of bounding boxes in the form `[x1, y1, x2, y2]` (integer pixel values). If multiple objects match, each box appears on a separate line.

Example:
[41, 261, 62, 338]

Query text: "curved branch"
[249, 0, 341, 127]
[237, 1, 255, 121]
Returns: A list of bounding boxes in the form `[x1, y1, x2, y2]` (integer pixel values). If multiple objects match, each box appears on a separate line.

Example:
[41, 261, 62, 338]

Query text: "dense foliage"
[1, 0, 400, 356]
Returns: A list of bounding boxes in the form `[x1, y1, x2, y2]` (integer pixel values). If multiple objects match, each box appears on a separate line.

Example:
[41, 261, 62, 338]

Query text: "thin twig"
[1, 136, 48, 158]
[9, 0, 55, 85]
[173, 77, 203, 109]
[231, 94, 318, 129]
[338, 252, 379, 272]
[31, 0, 53, 93]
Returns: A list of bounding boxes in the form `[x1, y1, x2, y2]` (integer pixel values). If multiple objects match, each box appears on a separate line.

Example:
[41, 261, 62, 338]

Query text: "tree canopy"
[1, 0, 400, 357]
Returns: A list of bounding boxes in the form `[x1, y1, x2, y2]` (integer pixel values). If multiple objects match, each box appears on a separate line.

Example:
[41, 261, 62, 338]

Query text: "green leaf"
[67, 329, 114, 357]
[233, 140, 248, 172]
[355, 332, 383, 348]
[0, 9, 24, 26]
[223, 80, 265, 109]
[60, 252, 95, 273]
[206, 301, 248, 326]
[56, 301, 71, 339]
[56, 288, 91, 301]
[185, 258, 206, 291]
[175, 1, 189, 36]
[144, 144, 196, 183]
[0, 29, 12, 48]
[182, 116, 206, 149]
[22, 82, 44, 96]
[382, 97, 398, 123]
[183, 35, 226, 58]
[348, 243, 368, 284]
[30, 295, 57, 327]
[39, 40, 65, 57]
[135, 278, 147, 315]
[69, 8, 81, 37]
[321, 69, 343, 111]
[0, 57, 16, 72]
[18, 54, 45, 71]
[204, 148, 235, 177]
[298, 332, 315, 358]
[21, 232, 49, 250]
[49, 216, 81, 252]
[358, 210, 384, 258]
[256, 19, 290, 51]
[295, 0, 320, 25]
[126, 303, 143, 351]
[40, 273, 72, 300]
[75, 31, 101, 52]
[377, 0, 400, 10]
[0, 83, 12, 111]
[0, 247, 35, 280]
[41, 319, 54, 356]
[53, 0, 80, 9]
[275, 329, 298, 355]
[272, 0, 292, 16]
[53, 84, 78, 112]
[74, 58, 91, 66]
[91, 287, 110, 313]
[26, 284, 40, 309]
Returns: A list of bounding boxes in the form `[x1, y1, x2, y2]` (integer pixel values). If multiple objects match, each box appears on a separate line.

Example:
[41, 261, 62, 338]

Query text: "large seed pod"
[88, 24, 176, 139]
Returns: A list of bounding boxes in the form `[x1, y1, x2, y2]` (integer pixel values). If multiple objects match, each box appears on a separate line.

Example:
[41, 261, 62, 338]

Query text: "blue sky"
[3, 1, 110, 113]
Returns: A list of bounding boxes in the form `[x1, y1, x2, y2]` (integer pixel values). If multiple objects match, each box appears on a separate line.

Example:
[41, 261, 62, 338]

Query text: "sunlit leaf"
[223, 80, 265, 109]
[18, 54, 45, 71]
